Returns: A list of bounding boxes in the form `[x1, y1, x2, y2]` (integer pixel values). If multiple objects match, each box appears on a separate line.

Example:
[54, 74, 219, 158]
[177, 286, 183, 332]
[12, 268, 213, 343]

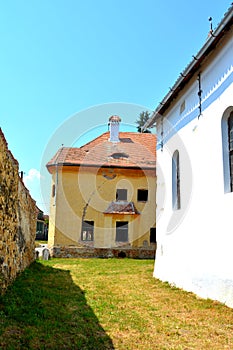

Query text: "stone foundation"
[0, 129, 37, 293]
[50, 245, 156, 259]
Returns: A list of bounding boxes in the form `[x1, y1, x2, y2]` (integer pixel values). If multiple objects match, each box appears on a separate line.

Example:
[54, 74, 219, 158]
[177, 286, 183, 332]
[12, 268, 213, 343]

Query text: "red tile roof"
[47, 131, 156, 171]
[104, 201, 140, 214]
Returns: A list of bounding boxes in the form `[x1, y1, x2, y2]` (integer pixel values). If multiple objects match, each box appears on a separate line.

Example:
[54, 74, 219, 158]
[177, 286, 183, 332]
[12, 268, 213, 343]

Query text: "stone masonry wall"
[0, 128, 37, 293]
[50, 246, 156, 259]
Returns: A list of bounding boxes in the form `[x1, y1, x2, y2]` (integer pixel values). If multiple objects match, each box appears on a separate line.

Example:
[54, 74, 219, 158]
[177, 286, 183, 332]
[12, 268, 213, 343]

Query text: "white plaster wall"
[154, 34, 233, 307]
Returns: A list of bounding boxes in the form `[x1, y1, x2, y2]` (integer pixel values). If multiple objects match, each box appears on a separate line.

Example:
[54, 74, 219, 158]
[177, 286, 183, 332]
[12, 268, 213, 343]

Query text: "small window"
[172, 150, 181, 210]
[180, 100, 185, 114]
[52, 184, 56, 197]
[111, 152, 129, 159]
[119, 138, 133, 143]
[137, 189, 148, 202]
[116, 221, 128, 242]
[150, 227, 156, 243]
[116, 189, 127, 201]
[37, 211, 44, 220]
[81, 221, 94, 241]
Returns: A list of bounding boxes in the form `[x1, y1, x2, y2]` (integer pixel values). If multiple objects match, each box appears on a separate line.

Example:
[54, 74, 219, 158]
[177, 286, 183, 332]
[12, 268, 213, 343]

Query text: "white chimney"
[109, 115, 121, 142]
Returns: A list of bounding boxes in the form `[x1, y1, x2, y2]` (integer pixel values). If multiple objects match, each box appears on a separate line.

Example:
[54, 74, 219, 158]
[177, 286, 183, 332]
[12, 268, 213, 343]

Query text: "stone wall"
[50, 245, 156, 259]
[0, 128, 37, 293]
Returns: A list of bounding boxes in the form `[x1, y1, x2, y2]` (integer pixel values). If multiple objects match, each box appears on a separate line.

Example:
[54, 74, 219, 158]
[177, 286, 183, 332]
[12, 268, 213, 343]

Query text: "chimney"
[109, 115, 121, 142]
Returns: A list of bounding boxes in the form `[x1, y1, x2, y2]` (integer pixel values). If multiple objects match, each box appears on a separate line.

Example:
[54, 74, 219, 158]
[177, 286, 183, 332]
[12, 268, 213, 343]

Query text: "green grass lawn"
[1, 259, 233, 349]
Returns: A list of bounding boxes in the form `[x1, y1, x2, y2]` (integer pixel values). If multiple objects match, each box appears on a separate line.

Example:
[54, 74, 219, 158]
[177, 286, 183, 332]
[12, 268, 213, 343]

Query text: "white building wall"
[155, 34, 233, 307]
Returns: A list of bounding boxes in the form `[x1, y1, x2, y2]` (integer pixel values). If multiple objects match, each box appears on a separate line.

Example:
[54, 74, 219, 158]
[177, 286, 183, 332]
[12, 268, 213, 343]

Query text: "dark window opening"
[37, 211, 44, 220]
[137, 189, 148, 202]
[52, 184, 56, 198]
[150, 227, 156, 244]
[172, 150, 181, 210]
[119, 137, 133, 143]
[111, 152, 129, 159]
[228, 113, 233, 192]
[36, 221, 44, 236]
[81, 220, 94, 241]
[116, 221, 128, 242]
[116, 189, 127, 201]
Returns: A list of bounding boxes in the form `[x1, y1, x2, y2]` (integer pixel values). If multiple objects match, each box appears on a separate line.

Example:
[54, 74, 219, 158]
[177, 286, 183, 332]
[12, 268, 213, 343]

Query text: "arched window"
[172, 150, 181, 210]
[228, 114, 233, 192]
[222, 109, 233, 193]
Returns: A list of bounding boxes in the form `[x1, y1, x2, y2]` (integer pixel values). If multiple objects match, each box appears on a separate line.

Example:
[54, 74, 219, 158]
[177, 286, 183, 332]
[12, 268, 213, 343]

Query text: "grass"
[0, 259, 233, 349]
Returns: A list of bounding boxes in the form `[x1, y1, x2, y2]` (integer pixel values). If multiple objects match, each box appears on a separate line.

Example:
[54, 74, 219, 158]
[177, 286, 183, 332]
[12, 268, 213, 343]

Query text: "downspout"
[53, 147, 64, 207]
[197, 72, 203, 119]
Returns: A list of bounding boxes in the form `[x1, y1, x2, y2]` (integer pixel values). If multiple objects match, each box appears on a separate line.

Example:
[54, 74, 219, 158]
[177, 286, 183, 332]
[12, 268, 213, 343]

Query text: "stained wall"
[0, 129, 37, 293]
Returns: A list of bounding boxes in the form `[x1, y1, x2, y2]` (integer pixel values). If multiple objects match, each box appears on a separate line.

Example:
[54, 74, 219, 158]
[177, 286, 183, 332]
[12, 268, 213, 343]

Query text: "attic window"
[111, 152, 129, 159]
[119, 138, 133, 143]
[180, 100, 186, 114]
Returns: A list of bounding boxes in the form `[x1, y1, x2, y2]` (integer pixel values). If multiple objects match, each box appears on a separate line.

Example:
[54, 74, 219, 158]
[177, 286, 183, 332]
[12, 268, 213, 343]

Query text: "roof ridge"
[80, 130, 152, 149]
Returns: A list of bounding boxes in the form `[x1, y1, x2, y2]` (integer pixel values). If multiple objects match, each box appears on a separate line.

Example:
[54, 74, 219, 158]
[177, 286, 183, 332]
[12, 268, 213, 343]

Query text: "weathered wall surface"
[48, 167, 156, 249]
[50, 245, 156, 259]
[0, 129, 37, 293]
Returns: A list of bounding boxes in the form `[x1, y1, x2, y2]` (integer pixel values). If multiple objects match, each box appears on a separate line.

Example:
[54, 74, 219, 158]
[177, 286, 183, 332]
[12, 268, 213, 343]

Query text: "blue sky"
[0, 0, 231, 213]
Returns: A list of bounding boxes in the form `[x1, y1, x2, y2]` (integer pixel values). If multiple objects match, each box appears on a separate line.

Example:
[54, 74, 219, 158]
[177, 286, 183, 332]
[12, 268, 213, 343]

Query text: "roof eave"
[46, 162, 156, 172]
[104, 212, 140, 215]
[143, 6, 233, 129]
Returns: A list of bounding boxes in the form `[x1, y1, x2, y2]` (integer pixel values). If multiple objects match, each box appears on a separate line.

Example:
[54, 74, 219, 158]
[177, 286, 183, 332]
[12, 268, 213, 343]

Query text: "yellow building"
[47, 116, 156, 257]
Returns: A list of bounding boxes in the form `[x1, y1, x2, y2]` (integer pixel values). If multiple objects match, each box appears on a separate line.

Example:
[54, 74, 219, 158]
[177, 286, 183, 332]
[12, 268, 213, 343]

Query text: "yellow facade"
[48, 165, 156, 249]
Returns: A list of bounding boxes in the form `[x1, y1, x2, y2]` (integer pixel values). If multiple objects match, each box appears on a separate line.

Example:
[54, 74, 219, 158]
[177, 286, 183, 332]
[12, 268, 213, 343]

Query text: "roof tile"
[104, 201, 140, 214]
[47, 131, 156, 170]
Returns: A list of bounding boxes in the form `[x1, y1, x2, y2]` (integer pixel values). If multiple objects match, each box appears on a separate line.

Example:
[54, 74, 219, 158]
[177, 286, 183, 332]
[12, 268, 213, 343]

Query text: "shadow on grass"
[0, 261, 114, 349]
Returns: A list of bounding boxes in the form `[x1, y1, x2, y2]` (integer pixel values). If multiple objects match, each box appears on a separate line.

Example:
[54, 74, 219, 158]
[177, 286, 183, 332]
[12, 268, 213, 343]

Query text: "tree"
[135, 111, 151, 133]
